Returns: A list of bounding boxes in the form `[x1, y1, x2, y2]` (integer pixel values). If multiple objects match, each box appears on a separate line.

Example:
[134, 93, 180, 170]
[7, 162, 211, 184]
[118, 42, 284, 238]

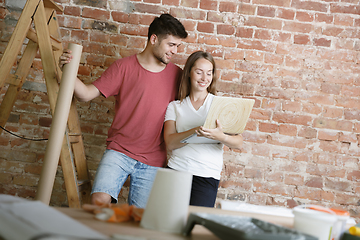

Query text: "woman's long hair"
[178, 51, 217, 101]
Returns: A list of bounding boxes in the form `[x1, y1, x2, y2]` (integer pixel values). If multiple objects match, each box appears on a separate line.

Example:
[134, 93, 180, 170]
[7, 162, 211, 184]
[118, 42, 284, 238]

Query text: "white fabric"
[164, 94, 223, 179]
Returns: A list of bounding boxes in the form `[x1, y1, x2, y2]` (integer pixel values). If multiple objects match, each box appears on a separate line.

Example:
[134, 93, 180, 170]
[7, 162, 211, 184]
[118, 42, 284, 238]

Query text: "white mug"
[140, 168, 193, 234]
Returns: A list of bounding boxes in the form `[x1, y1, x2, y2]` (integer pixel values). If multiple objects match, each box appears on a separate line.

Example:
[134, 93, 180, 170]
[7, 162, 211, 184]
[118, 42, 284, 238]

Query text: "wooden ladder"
[0, 0, 91, 208]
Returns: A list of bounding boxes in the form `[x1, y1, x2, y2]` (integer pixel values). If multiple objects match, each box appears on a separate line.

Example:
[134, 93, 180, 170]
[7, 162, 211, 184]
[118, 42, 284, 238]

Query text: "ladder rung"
[68, 133, 81, 143]
[77, 179, 90, 186]
[27, 28, 62, 51]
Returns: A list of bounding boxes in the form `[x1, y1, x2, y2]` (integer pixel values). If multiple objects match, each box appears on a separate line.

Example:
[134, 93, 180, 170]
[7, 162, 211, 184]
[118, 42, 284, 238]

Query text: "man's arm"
[74, 79, 100, 102]
[60, 49, 100, 102]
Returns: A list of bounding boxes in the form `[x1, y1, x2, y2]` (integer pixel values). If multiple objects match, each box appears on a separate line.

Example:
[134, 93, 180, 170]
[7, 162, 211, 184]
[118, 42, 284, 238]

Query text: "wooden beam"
[0, 0, 40, 90]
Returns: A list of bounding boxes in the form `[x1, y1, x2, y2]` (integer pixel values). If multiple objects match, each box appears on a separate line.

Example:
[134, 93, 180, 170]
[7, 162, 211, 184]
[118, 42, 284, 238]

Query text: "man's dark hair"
[148, 14, 188, 40]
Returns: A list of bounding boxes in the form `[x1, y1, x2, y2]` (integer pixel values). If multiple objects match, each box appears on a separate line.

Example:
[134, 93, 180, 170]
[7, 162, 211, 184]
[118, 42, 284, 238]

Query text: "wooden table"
[57, 206, 294, 240]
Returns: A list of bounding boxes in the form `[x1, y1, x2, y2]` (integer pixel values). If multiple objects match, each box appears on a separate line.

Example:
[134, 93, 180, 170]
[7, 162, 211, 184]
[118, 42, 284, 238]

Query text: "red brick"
[348, 171, 360, 181]
[215, 59, 235, 70]
[253, 182, 293, 196]
[112, 11, 129, 23]
[244, 168, 263, 178]
[207, 12, 223, 23]
[298, 126, 317, 139]
[284, 21, 313, 33]
[339, 132, 357, 143]
[285, 173, 304, 185]
[82, 8, 110, 21]
[224, 49, 245, 60]
[134, 3, 167, 14]
[200, 0, 217, 10]
[314, 118, 353, 131]
[245, 50, 264, 61]
[267, 135, 307, 148]
[238, 3, 256, 15]
[216, 81, 254, 95]
[323, 107, 343, 118]
[245, 16, 282, 30]
[254, 29, 271, 40]
[257, 6, 275, 17]
[285, 55, 302, 68]
[237, 39, 276, 52]
[315, 13, 333, 23]
[120, 24, 148, 37]
[296, 11, 314, 22]
[58, 16, 82, 29]
[265, 172, 284, 183]
[273, 112, 312, 126]
[291, 0, 328, 12]
[314, 37, 331, 47]
[217, 24, 235, 35]
[71, 29, 89, 41]
[322, 26, 344, 37]
[86, 54, 105, 66]
[242, 131, 267, 143]
[277, 8, 295, 20]
[294, 34, 310, 45]
[197, 22, 214, 33]
[235, 27, 254, 38]
[144, 0, 161, 3]
[330, 3, 360, 15]
[335, 193, 359, 205]
[220, 72, 240, 82]
[219, 1, 237, 12]
[171, 8, 206, 20]
[334, 15, 354, 27]
[294, 186, 321, 201]
[181, 0, 198, 8]
[64, 6, 81, 16]
[264, 53, 284, 65]
[162, 0, 180, 5]
[279, 124, 297, 136]
[274, 32, 292, 42]
[318, 130, 339, 141]
[259, 122, 278, 133]
[252, 0, 291, 7]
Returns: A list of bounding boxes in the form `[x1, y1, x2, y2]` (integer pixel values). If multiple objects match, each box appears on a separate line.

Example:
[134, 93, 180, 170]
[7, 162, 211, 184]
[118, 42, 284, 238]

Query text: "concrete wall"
[0, 0, 359, 220]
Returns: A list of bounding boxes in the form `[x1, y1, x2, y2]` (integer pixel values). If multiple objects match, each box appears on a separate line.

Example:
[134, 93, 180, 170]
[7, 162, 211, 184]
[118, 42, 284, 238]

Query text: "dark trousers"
[166, 166, 220, 207]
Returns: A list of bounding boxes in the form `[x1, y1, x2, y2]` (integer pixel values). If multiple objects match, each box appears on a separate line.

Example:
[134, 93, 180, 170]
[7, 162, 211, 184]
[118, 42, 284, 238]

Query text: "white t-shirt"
[164, 94, 223, 179]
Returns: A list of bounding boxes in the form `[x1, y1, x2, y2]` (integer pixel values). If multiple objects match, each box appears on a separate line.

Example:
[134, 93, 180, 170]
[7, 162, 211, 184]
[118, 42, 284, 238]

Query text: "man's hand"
[59, 49, 73, 69]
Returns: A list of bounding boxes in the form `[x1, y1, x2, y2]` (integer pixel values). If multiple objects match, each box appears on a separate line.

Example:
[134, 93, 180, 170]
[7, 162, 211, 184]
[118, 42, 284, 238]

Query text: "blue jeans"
[91, 149, 160, 208]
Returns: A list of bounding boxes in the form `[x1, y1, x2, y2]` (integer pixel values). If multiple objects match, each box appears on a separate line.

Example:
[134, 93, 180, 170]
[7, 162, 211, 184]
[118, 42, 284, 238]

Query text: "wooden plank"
[33, 1, 59, 114]
[0, 0, 40, 90]
[34, 1, 81, 207]
[44, 0, 64, 12]
[26, 28, 62, 51]
[0, 40, 38, 135]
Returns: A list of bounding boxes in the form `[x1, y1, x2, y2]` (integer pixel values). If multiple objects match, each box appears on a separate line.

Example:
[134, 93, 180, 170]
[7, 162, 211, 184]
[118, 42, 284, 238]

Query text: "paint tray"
[183, 212, 317, 240]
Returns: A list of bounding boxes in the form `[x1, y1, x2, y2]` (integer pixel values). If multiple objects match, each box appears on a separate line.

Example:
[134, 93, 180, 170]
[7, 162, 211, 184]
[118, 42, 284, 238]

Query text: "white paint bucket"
[293, 205, 338, 240]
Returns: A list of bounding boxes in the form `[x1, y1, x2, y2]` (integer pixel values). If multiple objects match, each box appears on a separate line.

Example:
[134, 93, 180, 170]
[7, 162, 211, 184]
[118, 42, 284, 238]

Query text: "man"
[60, 14, 188, 208]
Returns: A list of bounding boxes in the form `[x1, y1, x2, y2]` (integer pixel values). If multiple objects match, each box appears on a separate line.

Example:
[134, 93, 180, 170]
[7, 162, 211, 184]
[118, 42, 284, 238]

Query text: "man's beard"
[155, 54, 169, 65]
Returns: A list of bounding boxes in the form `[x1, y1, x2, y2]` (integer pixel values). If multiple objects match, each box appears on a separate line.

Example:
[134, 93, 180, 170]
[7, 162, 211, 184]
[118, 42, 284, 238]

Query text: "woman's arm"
[164, 120, 200, 151]
[197, 119, 243, 150]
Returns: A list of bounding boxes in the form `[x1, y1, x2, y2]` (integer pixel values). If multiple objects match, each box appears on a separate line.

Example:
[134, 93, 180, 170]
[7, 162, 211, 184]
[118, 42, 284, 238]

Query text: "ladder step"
[77, 179, 90, 187]
[68, 133, 81, 143]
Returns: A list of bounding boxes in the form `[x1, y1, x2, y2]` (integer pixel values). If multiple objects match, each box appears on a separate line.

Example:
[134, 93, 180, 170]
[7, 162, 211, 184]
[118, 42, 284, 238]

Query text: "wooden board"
[203, 96, 255, 134]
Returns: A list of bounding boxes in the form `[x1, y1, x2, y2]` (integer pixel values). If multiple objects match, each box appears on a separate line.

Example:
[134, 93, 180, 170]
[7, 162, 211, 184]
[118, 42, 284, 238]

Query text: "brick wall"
[0, 0, 359, 219]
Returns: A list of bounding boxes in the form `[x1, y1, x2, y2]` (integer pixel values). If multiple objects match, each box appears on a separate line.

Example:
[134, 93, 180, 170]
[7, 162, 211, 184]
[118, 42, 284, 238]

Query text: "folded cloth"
[82, 203, 144, 223]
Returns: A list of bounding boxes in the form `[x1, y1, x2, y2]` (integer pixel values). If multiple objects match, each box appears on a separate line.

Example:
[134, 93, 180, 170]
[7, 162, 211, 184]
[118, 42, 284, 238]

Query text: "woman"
[164, 51, 243, 207]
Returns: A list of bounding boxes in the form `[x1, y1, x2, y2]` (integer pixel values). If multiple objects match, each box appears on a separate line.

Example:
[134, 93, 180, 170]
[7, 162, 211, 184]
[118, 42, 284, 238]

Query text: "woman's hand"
[196, 119, 225, 141]
[197, 119, 243, 149]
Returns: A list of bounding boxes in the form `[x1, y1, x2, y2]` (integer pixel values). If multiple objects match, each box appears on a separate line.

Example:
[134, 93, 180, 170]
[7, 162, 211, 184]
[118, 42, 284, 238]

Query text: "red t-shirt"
[93, 55, 181, 167]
